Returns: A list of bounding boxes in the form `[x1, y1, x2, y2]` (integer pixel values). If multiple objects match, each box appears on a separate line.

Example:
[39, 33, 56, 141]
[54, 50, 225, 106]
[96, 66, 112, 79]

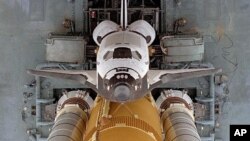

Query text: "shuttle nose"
[114, 85, 131, 102]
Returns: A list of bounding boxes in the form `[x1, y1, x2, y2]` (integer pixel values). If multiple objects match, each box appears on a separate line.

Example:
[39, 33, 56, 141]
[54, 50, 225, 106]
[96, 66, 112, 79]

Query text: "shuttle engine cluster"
[48, 90, 200, 141]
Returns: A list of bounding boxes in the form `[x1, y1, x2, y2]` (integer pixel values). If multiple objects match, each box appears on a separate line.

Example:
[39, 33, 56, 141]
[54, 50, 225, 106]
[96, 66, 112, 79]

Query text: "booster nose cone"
[114, 85, 131, 102]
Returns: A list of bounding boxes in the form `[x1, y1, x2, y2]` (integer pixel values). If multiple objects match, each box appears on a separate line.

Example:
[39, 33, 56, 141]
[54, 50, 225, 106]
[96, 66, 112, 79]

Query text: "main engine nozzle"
[114, 84, 133, 102]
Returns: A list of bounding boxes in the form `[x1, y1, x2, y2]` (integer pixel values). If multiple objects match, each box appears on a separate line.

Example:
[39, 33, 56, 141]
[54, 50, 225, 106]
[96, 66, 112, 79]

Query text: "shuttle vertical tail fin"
[120, 0, 128, 29]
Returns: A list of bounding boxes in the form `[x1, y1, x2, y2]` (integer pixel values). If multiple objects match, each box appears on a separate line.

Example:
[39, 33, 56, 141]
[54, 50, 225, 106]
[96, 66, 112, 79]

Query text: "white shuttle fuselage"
[93, 21, 155, 102]
[91, 0, 157, 102]
[97, 31, 149, 79]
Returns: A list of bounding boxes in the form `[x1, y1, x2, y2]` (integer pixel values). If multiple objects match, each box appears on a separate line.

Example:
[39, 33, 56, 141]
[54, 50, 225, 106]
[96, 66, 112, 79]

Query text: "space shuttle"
[27, 0, 221, 140]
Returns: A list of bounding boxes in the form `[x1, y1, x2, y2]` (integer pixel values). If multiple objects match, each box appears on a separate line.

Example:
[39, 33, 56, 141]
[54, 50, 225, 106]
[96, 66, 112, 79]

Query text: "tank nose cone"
[114, 85, 131, 102]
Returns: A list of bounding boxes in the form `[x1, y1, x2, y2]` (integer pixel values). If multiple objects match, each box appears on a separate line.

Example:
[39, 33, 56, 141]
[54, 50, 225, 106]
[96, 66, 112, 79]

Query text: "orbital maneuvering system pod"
[27, 0, 221, 140]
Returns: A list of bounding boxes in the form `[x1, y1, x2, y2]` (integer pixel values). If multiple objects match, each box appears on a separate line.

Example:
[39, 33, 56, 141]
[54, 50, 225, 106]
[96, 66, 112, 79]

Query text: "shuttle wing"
[148, 68, 222, 90]
[27, 69, 97, 91]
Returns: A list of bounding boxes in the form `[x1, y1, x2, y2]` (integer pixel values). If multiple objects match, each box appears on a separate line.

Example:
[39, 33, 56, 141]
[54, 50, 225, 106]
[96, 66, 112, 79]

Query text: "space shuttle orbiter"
[28, 0, 221, 103]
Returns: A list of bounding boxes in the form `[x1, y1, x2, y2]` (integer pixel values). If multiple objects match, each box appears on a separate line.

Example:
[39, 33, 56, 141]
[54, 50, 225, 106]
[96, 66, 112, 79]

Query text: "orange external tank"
[83, 95, 163, 141]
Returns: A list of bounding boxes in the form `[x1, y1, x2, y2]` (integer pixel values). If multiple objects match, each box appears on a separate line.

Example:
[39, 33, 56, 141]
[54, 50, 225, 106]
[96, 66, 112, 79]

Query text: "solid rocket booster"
[157, 90, 201, 141]
[47, 91, 93, 141]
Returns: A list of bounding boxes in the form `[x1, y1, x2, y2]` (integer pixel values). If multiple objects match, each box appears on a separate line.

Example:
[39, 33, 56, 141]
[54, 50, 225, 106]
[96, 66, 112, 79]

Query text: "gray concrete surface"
[0, 0, 73, 140]
[0, 0, 249, 140]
